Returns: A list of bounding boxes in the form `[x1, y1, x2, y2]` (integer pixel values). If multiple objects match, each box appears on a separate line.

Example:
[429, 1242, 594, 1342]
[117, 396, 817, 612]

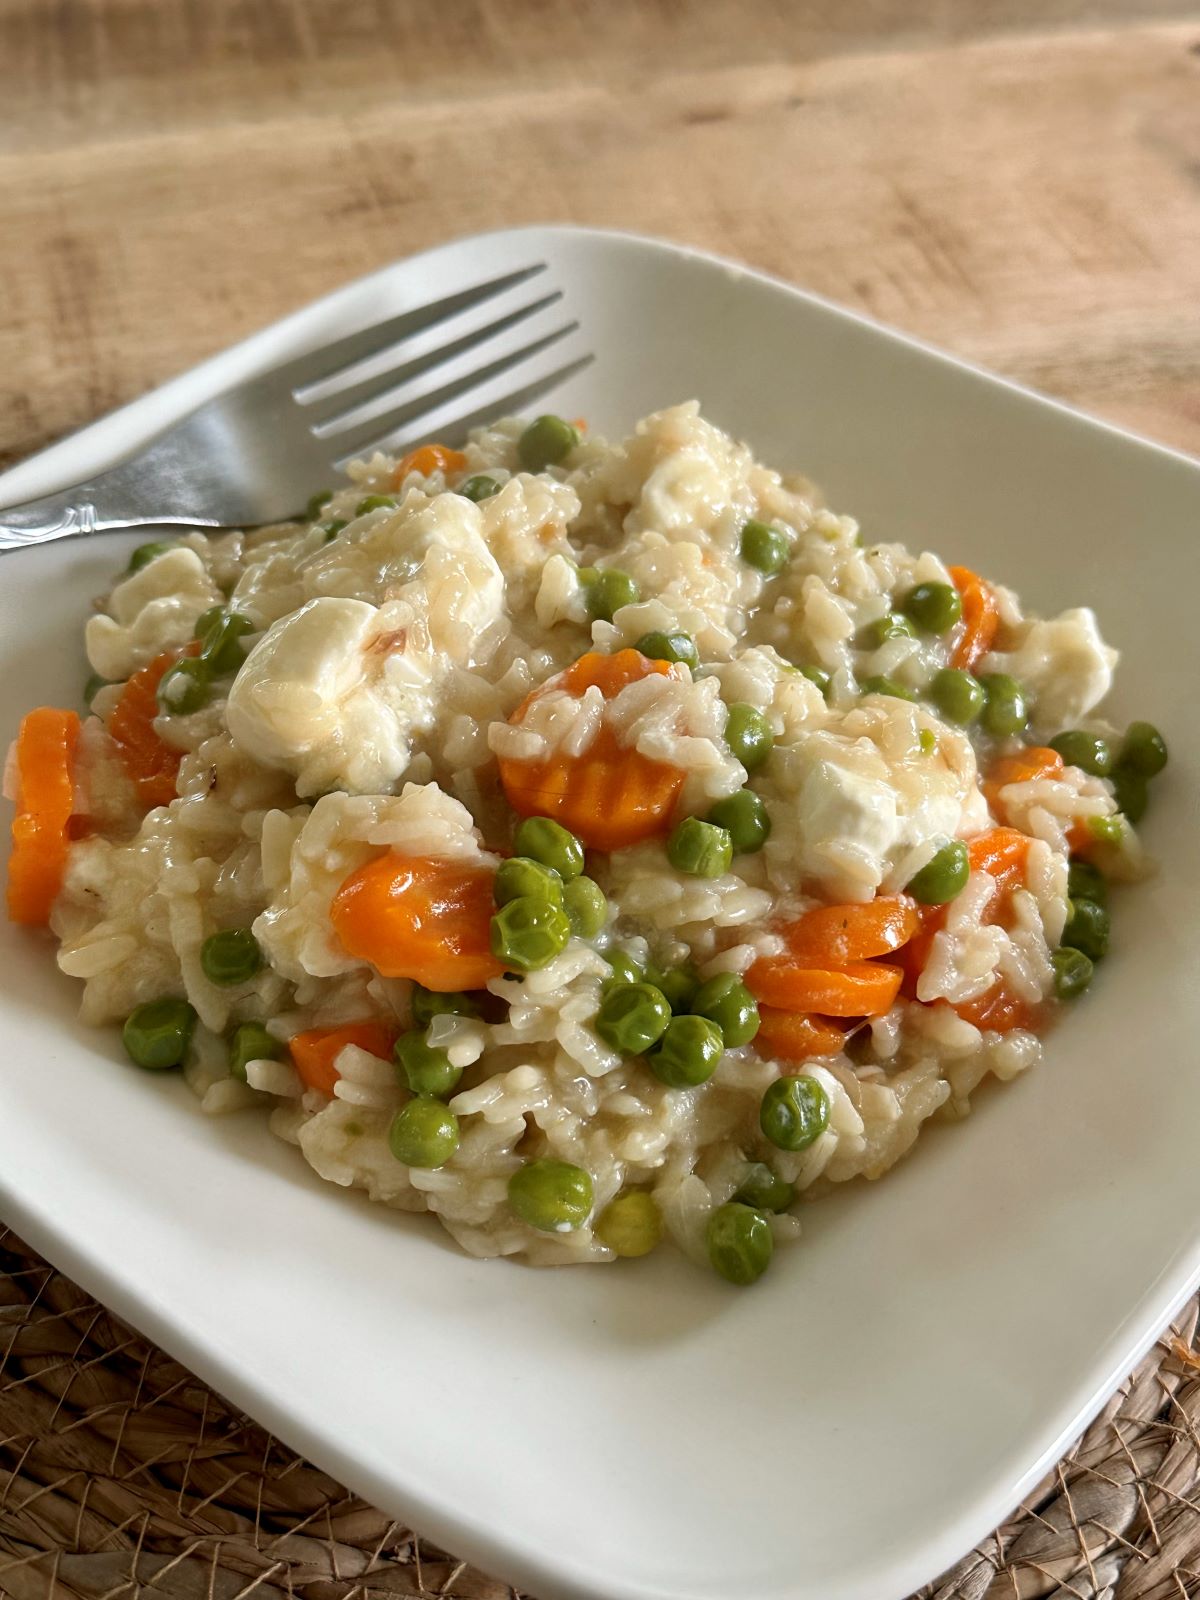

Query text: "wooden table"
[3, 0, 1200, 472]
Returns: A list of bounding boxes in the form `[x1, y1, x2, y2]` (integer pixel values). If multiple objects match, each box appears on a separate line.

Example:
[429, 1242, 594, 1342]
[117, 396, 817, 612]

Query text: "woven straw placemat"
[1, 1225, 1197, 1600]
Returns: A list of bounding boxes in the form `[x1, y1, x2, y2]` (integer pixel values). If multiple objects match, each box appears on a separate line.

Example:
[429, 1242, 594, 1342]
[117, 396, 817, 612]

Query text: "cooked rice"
[19, 401, 1148, 1270]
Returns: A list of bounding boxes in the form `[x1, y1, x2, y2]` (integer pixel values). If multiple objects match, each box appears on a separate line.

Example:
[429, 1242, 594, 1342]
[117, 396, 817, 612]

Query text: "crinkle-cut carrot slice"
[391, 444, 468, 487]
[290, 1021, 398, 1097]
[780, 896, 920, 966]
[746, 957, 903, 1018]
[331, 853, 504, 991]
[953, 984, 1041, 1035]
[6, 707, 82, 926]
[983, 746, 1064, 823]
[107, 644, 200, 810]
[967, 826, 1031, 903]
[498, 649, 686, 852]
[901, 828, 1034, 997]
[755, 1008, 846, 1063]
[947, 565, 1000, 671]
[558, 648, 674, 700]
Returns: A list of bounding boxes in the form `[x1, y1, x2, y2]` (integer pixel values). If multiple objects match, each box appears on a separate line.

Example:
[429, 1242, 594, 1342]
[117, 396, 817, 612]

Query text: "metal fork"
[0, 264, 591, 554]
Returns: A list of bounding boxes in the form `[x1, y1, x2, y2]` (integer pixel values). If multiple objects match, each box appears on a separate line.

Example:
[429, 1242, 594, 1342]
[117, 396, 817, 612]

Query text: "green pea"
[860, 675, 916, 702]
[1087, 814, 1125, 846]
[929, 667, 985, 726]
[739, 519, 788, 575]
[1118, 720, 1168, 779]
[603, 947, 645, 987]
[707, 1202, 774, 1286]
[690, 973, 760, 1048]
[1048, 730, 1114, 777]
[156, 657, 212, 716]
[305, 489, 333, 520]
[583, 567, 640, 622]
[760, 1073, 831, 1151]
[388, 1097, 460, 1168]
[201, 928, 264, 987]
[127, 541, 174, 572]
[562, 875, 608, 938]
[653, 964, 700, 1013]
[1062, 897, 1110, 962]
[83, 672, 112, 709]
[979, 674, 1028, 738]
[490, 896, 571, 971]
[513, 816, 585, 880]
[706, 791, 771, 854]
[633, 630, 699, 671]
[394, 1031, 463, 1098]
[200, 611, 256, 676]
[905, 840, 970, 906]
[459, 474, 501, 503]
[227, 1021, 281, 1082]
[594, 981, 672, 1054]
[518, 414, 580, 472]
[410, 985, 480, 1030]
[859, 612, 916, 650]
[122, 997, 197, 1071]
[725, 703, 774, 772]
[918, 728, 937, 755]
[733, 1161, 794, 1214]
[193, 604, 225, 642]
[1052, 947, 1094, 1000]
[1067, 860, 1107, 908]
[1111, 768, 1148, 823]
[667, 817, 732, 878]
[799, 664, 832, 696]
[508, 1157, 593, 1231]
[495, 856, 564, 908]
[900, 581, 962, 634]
[320, 518, 348, 543]
[594, 1190, 663, 1257]
[648, 1013, 724, 1087]
[355, 494, 398, 517]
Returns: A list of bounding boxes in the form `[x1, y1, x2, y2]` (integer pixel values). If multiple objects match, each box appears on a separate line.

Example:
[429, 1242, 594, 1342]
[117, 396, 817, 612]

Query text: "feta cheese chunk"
[226, 597, 434, 795]
[85, 548, 222, 680]
[984, 608, 1117, 733]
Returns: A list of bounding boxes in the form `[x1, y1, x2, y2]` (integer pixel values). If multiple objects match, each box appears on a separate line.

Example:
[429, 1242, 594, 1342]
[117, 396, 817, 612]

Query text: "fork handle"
[0, 466, 220, 554]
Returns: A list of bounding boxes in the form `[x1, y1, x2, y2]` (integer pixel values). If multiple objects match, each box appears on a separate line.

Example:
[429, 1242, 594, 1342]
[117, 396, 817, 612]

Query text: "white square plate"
[2, 226, 1198, 1600]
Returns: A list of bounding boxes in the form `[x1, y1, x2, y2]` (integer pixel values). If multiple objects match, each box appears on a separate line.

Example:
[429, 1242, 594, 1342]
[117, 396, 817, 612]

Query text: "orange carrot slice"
[948, 565, 999, 671]
[6, 707, 82, 926]
[290, 1020, 398, 1097]
[780, 897, 920, 966]
[331, 853, 504, 991]
[967, 827, 1031, 902]
[392, 444, 468, 487]
[755, 1008, 845, 1063]
[556, 649, 674, 701]
[983, 747, 1064, 818]
[107, 644, 200, 810]
[902, 828, 1034, 999]
[497, 650, 687, 852]
[953, 984, 1041, 1035]
[746, 957, 903, 1017]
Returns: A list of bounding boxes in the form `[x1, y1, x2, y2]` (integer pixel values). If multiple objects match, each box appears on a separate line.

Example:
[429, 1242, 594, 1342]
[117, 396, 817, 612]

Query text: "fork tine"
[276, 264, 547, 393]
[324, 323, 581, 460]
[332, 352, 595, 467]
[304, 292, 564, 434]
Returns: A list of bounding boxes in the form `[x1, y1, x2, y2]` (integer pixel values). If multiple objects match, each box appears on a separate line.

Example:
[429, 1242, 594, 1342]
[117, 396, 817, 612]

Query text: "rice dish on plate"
[3, 403, 1166, 1284]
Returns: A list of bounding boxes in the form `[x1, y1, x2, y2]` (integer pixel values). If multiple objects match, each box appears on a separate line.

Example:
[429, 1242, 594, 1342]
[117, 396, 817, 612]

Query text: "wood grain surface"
[2, 2, 1199, 470]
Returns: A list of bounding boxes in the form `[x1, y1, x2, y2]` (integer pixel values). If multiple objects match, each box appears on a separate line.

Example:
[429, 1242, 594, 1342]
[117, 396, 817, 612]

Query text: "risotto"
[3, 404, 1167, 1284]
